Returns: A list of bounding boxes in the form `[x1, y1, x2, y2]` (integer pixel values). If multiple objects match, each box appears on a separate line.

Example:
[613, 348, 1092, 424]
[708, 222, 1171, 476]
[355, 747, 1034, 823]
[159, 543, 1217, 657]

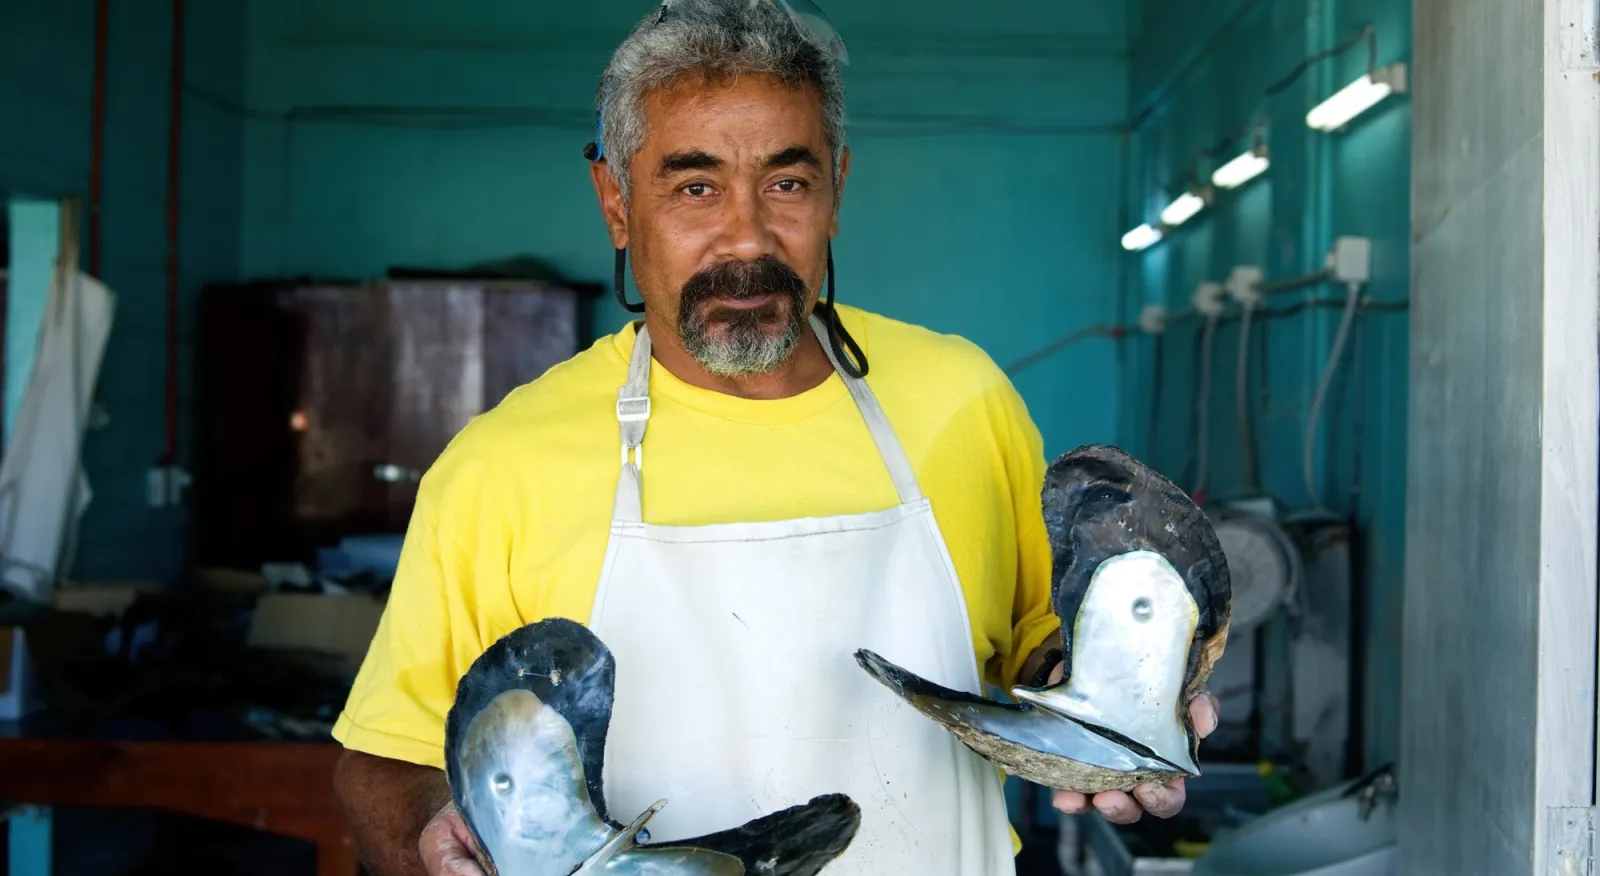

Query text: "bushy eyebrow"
[764, 146, 822, 173]
[655, 146, 822, 178]
[657, 150, 722, 177]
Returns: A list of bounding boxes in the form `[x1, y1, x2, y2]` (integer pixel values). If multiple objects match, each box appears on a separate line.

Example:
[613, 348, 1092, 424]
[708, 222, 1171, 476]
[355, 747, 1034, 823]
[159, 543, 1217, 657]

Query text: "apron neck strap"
[614, 314, 923, 522]
[803, 313, 922, 504]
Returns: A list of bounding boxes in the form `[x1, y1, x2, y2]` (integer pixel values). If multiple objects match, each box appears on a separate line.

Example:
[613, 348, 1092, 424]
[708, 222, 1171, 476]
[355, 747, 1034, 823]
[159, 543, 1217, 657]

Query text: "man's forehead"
[639, 75, 828, 164]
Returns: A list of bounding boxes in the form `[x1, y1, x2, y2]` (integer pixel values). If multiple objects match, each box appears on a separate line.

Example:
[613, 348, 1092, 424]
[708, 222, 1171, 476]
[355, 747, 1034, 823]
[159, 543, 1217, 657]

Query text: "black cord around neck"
[614, 248, 646, 314]
[818, 246, 868, 378]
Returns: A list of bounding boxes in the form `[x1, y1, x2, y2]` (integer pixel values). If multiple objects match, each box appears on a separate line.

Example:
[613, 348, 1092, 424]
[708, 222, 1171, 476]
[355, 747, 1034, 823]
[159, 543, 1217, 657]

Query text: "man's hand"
[1045, 662, 1221, 824]
[420, 801, 488, 876]
[333, 749, 460, 876]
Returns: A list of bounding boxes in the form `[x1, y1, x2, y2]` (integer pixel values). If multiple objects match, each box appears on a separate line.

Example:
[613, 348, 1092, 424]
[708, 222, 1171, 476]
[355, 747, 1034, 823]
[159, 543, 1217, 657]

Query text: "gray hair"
[594, 0, 848, 206]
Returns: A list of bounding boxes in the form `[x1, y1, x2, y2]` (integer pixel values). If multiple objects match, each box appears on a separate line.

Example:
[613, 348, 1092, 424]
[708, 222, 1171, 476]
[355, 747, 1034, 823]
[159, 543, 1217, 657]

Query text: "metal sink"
[1191, 769, 1396, 876]
[1059, 762, 1273, 876]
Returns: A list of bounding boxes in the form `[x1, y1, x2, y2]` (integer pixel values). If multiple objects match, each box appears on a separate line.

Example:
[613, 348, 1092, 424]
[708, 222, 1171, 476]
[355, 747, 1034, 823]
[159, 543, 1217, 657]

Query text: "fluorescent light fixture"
[1159, 189, 1208, 227]
[1121, 224, 1162, 252]
[1306, 62, 1408, 132]
[1212, 147, 1270, 189]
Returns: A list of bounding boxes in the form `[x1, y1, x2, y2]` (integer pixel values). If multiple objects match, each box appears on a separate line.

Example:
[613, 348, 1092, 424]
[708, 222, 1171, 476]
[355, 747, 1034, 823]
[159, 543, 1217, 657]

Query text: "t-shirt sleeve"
[992, 378, 1061, 691]
[331, 461, 494, 770]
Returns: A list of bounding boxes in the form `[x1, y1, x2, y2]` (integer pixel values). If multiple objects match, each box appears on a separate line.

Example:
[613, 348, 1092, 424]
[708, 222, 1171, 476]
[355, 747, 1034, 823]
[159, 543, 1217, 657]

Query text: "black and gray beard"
[677, 256, 809, 377]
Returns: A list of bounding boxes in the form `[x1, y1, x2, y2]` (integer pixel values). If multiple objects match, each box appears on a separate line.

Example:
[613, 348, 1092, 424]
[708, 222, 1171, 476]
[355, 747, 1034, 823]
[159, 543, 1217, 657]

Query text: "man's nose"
[714, 186, 777, 263]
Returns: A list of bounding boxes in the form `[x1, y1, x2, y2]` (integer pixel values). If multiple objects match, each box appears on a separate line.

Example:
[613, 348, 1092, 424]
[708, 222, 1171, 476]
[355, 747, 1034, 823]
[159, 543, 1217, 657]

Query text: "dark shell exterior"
[853, 649, 1201, 795]
[854, 443, 1233, 794]
[444, 617, 862, 875]
[445, 616, 620, 833]
[1042, 443, 1233, 708]
[648, 793, 861, 873]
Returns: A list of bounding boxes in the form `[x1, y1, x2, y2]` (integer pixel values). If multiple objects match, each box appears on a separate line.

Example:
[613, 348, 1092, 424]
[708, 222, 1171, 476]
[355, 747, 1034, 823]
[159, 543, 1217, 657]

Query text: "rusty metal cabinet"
[195, 278, 593, 570]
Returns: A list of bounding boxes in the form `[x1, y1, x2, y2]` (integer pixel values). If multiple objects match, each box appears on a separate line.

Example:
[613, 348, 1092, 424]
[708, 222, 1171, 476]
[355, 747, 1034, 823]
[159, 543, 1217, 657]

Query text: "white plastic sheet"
[0, 259, 116, 602]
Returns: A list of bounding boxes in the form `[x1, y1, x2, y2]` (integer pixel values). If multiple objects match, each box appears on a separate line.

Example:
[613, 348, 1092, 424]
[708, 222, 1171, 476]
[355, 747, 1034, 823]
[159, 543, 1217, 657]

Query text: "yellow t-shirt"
[333, 303, 1059, 784]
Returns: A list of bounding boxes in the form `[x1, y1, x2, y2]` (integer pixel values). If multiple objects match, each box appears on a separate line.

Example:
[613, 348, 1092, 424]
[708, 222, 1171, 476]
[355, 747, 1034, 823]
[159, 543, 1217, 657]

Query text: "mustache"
[680, 256, 809, 307]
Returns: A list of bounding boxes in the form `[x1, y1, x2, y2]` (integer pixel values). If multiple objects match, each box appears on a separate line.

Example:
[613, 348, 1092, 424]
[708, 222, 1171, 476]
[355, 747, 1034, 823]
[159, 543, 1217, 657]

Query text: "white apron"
[588, 315, 1017, 875]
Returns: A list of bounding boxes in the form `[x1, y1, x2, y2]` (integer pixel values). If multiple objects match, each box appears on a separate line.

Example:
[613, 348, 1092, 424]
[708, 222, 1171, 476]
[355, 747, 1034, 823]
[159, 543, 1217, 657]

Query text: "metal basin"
[1192, 774, 1395, 876]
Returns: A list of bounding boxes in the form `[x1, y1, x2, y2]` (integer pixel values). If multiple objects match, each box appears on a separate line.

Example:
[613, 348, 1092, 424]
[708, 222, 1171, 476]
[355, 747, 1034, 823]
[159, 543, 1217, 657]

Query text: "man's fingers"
[1052, 694, 1211, 825]
[1091, 790, 1143, 824]
[420, 802, 488, 876]
[1189, 689, 1221, 738]
[426, 838, 488, 876]
[1052, 789, 1091, 814]
[1132, 779, 1186, 819]
[436, 847, 488, 876]
[447, 818, 484, 861]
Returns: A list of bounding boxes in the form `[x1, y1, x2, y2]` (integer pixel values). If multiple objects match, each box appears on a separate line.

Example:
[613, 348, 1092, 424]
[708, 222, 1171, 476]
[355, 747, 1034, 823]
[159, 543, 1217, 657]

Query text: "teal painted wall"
[0, 0, 248, 583]
[0, 0, 1131, 580]
[1121, 0, 1410, 770]
[0, 3, 1413, 772]
[240, 0, 1133, 456]
[5, 196, 60, 437]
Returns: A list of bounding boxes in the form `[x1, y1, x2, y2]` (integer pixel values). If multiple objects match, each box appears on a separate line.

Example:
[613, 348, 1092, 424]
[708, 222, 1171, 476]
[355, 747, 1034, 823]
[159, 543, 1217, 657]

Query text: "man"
[331, 2, 1219, 874]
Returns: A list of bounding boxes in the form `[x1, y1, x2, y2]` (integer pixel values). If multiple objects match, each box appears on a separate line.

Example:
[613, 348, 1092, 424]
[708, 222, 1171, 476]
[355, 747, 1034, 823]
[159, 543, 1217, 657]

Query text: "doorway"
[2, 194, 63, 446]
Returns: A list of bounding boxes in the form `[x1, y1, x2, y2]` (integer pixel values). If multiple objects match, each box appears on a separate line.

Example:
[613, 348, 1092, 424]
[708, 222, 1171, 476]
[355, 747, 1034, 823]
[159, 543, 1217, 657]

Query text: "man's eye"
[683, 183, 712, 197]
[773, 179, 806, 193]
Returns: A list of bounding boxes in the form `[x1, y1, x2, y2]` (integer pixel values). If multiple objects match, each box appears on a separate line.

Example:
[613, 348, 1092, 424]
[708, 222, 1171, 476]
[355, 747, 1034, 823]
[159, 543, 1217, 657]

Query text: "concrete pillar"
[1403, 0, 1598, 873]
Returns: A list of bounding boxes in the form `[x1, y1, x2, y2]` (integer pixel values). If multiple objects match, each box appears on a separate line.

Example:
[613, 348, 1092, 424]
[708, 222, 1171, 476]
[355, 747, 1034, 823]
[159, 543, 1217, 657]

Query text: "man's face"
[592, 74, 849, 377]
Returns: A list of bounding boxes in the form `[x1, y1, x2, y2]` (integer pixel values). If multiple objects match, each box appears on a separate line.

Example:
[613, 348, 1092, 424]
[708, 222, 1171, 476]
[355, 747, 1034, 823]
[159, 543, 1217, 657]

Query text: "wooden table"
[0, 736, 357, 876]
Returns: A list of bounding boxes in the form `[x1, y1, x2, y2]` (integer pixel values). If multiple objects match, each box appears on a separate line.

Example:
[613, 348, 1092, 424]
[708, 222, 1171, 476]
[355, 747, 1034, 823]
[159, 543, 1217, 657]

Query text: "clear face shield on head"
[767, 0, 849, 65]
[583, 0, 848, 163]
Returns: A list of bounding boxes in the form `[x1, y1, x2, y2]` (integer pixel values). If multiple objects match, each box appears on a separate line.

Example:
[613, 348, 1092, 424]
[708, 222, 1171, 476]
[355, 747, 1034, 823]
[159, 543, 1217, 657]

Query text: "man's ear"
[590, 160, 630, 249]
[829, 146, 851, 238]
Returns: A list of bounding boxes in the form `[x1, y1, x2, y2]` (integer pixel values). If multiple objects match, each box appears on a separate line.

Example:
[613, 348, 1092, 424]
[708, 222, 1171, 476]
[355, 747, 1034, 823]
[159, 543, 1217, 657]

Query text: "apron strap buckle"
[617, 395, 651, 472]
[617, 396, 651, 423]
[621, 442, 644, 470]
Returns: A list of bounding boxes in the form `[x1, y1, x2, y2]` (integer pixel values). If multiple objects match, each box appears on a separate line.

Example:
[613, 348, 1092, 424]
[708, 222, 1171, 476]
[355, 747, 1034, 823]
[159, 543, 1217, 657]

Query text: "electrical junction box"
[1226, 265, 1265, 307]
[1192, 282, 1226, 316]
[1375, 61, 1408, 94]
[1138, 304, 1167, 334]
[1326, 236, 1372, 284]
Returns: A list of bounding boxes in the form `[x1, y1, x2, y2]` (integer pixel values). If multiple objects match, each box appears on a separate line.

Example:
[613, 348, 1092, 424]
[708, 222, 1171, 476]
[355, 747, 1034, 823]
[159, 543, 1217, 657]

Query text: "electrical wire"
[1127, 0, 1267, 133]
[1235, 300, 1260, 493]
[1254, 304, 1271, 416]
[999, 324, 1122, 375]
[1260, 268, 1334, 296]
[1303, 282, 1364, 513]
[1145, 332, 1166, 461]
[1343, 306, 1370, 771]
[1348, 307, 1369, 516]
[1175, 321, 1207, 489]
[1155, 23, 1379, 191]
[1192, 312, 1219, 497]
[94, 17, 1380, 151]
[1000, 294, 1408, 378]
[1263, 25, 1376, 99]
[998, 288, 1406, 523]
[189, 100, 1130, 138]
[111, 13, 1383, 174]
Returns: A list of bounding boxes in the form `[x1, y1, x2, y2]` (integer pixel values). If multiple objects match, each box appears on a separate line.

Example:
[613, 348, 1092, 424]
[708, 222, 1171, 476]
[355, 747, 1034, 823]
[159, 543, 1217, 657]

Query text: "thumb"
[1188, 689, 1221, 738]
[420, 802, 489, 876]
